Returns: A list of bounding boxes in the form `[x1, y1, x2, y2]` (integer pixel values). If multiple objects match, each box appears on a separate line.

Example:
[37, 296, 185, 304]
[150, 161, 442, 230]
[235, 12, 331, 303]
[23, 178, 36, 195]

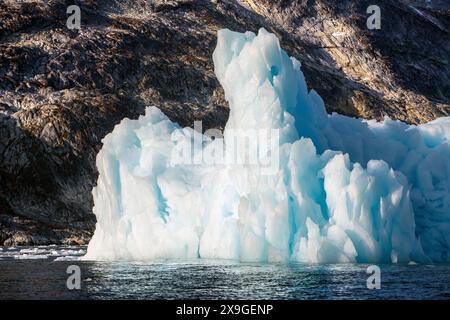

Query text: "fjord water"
[1, 246, 450, 299]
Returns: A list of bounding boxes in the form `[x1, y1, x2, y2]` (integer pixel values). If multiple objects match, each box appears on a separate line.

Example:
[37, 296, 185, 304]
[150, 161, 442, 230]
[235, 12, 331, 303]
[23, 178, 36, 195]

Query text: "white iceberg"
[84, 28, 450, 263]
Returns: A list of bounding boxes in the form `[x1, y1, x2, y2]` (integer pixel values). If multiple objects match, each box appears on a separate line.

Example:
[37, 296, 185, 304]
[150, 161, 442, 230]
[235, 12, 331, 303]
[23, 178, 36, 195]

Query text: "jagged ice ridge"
[84, 29, 450, 263]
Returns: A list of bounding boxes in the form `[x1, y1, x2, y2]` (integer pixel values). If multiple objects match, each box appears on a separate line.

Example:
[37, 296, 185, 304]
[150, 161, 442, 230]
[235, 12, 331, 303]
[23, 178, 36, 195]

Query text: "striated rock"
[3, 232, 32, 247]
[0, 0, 449, 245]
[0, 212, 91, 246]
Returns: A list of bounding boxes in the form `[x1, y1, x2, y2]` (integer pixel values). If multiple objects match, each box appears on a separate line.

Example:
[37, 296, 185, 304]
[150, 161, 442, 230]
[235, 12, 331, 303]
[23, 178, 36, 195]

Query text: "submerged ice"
[85, 28, 450, 263]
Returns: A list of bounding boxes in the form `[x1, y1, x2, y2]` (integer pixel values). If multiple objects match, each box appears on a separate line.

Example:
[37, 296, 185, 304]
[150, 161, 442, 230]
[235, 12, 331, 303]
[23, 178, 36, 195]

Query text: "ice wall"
[84, 28, 450, 263]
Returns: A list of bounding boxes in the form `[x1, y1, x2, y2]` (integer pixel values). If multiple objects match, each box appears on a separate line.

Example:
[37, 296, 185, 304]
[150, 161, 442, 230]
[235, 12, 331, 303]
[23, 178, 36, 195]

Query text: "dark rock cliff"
[0, 0, 449, 245]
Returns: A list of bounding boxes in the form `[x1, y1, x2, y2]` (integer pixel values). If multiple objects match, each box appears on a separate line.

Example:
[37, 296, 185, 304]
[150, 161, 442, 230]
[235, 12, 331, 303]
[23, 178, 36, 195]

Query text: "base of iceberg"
[84, 28, 450, 263]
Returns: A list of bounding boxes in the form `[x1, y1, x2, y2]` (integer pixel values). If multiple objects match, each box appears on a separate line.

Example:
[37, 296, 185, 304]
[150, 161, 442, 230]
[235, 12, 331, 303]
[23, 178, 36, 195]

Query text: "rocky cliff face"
[0, 0, 449, 245]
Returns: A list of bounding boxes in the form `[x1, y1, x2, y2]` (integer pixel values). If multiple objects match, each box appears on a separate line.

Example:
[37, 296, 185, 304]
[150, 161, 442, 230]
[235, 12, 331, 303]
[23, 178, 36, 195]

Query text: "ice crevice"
[84, 28, 450, 263]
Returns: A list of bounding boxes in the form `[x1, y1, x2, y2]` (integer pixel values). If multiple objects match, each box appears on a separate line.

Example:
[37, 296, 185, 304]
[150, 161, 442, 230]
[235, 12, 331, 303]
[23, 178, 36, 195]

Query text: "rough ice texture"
[85, 29, 450, 263]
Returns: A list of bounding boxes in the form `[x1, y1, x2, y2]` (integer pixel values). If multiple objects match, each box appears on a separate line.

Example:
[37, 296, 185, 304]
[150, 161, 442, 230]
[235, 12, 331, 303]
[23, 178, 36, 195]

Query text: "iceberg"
[84, 28, 450, 263]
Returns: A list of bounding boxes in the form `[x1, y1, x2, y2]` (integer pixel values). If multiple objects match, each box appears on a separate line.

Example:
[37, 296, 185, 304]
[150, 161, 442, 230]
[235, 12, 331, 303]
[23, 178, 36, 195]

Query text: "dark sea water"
[1, 246, 450, 300]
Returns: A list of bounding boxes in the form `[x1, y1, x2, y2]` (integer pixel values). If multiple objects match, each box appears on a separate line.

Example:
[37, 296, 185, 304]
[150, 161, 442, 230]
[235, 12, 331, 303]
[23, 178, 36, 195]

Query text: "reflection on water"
[0, 246, 450, 299]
